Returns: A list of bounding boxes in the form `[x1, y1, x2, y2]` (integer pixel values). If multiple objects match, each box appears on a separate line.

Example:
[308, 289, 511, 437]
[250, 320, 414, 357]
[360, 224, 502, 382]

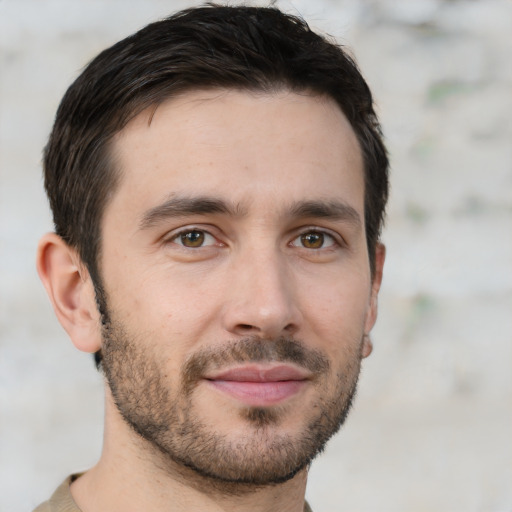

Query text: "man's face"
[98, 89, 381, 485]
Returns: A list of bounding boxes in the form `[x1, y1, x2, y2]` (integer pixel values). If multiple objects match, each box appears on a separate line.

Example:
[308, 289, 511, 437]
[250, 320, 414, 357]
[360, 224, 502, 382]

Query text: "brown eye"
[300, 232, 324, 249]
[180, 230, 206, 247]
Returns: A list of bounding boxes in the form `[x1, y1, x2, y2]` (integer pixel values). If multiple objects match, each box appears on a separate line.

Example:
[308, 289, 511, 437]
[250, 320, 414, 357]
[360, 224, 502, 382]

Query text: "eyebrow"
[139, 195, 247, 229]
[288, 199, 362, 228]
[139, 195, 362, 230]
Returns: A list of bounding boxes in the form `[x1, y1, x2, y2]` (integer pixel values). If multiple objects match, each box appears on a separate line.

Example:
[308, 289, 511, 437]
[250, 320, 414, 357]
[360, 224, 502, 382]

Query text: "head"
[38, 4, 389, 489]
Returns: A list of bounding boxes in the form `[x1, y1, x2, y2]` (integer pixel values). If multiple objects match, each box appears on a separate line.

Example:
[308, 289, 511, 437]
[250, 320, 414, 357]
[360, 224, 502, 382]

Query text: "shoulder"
[33, 503, 51, 512]
[33, 475, 83, 512]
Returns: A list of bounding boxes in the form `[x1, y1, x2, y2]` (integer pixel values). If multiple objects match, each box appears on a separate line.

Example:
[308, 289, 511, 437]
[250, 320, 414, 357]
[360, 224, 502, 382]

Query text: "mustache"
[181, 336, 330, 390]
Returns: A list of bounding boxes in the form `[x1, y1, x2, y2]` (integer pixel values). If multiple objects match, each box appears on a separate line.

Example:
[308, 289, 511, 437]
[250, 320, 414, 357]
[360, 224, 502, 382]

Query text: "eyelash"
[290, 230, 338, 250]
[166, 226, 342, 251]
[168, 227, 221, 248]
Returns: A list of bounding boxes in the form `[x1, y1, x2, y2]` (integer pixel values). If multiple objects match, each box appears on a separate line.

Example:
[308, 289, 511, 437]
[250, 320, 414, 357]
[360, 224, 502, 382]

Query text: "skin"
[37, 89, 385, 512]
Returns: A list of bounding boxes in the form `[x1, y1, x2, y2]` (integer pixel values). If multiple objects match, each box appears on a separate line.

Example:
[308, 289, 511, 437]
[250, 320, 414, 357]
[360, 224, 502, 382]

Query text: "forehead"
[107, 89, 364, 221]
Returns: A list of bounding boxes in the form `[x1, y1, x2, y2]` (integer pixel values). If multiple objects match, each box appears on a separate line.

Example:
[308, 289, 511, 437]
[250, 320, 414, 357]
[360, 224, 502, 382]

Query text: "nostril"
[238, 324, 255, 331]
[284, 323, 297, 334]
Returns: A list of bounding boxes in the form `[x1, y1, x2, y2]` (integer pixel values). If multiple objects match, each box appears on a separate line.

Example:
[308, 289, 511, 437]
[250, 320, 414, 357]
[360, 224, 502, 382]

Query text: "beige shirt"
[33, 475, 81, 512]
[33, 475, 314, 512]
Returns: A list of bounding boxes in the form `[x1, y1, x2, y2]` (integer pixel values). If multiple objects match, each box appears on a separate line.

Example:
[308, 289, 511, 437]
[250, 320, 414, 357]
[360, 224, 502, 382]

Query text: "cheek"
[300, 271, 371, 350]
[110, 270, 225, 356]
[311, 288, 369, 318]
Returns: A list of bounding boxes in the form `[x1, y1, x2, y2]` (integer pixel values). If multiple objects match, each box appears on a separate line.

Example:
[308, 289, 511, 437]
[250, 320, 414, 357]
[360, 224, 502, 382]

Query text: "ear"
[36, 233, 102, 353]
[362, 243, 386, 358]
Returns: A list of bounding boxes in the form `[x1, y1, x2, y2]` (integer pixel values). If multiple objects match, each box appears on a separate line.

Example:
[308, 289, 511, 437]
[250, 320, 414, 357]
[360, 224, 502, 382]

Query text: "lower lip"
[207, 380, 306, 406]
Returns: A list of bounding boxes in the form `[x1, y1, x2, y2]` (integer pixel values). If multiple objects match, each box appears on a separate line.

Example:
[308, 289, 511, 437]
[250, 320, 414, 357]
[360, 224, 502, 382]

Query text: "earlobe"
[363, 243, 386, 351]
[362, 334, 373, 358]
[36, 233, 102, 353]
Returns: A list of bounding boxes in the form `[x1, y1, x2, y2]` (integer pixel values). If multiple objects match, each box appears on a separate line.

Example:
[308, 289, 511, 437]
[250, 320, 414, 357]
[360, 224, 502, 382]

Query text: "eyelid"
[291, 232, 335, 249]
[164, 225, 223, 247]
[289, 226, 345, 249]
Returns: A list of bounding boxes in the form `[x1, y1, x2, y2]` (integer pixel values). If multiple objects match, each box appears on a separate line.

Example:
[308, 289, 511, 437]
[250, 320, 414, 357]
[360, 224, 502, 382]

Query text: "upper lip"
[204, 364, 311, 382]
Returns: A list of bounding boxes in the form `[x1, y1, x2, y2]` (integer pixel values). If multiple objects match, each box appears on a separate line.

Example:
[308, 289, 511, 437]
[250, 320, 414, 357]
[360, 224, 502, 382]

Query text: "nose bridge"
[222, 241, 301, 338]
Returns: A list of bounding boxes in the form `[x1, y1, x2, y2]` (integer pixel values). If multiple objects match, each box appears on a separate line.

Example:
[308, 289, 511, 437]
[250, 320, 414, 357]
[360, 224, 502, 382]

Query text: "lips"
[204, 364, 310, 406]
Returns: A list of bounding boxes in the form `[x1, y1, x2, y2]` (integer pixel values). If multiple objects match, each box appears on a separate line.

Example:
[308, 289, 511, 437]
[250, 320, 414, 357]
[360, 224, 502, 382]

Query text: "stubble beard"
[101, 313, 363, 489]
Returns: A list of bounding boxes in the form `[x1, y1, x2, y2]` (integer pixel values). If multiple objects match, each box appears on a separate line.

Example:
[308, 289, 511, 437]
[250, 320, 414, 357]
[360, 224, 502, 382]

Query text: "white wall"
[1, 1, 511, 510]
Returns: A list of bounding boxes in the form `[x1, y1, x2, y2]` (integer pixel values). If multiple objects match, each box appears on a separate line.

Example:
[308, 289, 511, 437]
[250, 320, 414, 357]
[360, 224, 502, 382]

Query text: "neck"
[71, 390, 309, 512]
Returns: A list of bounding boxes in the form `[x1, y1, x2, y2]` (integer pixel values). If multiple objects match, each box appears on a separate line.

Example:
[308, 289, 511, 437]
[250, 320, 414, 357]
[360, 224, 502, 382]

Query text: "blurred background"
[1, 0, 511, 510]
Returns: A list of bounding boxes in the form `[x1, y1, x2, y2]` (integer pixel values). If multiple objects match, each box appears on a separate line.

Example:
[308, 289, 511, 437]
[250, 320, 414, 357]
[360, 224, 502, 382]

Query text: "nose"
[221, 249, 303, 339]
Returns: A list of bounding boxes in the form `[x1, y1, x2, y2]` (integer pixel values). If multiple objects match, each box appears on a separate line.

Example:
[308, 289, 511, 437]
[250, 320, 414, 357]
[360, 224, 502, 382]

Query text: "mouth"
[204, 364, 311, 407]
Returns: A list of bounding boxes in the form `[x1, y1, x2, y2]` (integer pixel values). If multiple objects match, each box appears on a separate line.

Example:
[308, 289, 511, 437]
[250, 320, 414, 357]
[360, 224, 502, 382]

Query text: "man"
[35, 4, 388, 511]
